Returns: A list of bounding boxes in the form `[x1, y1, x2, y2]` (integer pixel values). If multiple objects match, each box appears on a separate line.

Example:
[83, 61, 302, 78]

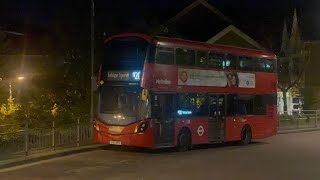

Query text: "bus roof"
[104, 33, 277, 60]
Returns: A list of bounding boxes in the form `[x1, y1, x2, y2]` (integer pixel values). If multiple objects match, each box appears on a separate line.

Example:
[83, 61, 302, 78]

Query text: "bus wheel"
[240, 125, 252, 145]
[177, 129, 191, 152]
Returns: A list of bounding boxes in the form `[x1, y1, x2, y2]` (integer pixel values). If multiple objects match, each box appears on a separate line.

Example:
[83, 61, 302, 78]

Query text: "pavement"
[278, 127, 320, 134]
[1, 131, 320, 180]
[0, 144, 103, 169]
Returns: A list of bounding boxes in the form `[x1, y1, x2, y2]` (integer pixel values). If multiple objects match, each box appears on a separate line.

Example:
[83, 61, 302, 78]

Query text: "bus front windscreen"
[100, 86, 137, 115]
[98, 86, 149, 125]
[104, 37, 149, 70]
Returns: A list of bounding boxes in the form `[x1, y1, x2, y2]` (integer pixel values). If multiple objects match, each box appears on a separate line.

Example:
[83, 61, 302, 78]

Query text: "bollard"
[77, 119, 80, 147]
[25, 122, 29, 156]
[296, 114, 300, 129]
[316, 110, 318, 127]
[52, 121, 55, 151]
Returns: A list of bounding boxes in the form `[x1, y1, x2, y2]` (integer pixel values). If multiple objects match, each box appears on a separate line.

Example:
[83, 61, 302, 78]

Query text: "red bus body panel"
[175, 118, 209, 146]
[94, 120, 154, 148]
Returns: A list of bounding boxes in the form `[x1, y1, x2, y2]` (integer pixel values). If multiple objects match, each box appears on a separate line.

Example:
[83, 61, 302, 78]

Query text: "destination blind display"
[106, 70, 141, 81]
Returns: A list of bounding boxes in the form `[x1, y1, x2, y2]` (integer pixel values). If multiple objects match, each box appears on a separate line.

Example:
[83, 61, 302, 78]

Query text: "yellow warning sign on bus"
[141, 89, 148, 101]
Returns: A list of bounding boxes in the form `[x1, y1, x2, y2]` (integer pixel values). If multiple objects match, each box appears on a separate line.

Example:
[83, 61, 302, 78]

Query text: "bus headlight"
[135, 122, 149, 133]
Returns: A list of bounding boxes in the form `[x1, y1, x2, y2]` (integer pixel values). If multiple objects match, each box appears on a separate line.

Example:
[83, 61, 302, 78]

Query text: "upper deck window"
[104, 37, 148, 70]
[176, 48, 195, 66]
[224, 54, 237, 70]
[264, 59, 275, 73]
[239, 56, 276, 73]
[196, 51, 208, 67]
[208, 52, 224, 69]
[255, 58, 267, 72]
[239, 56, 255, 71]
[155, 47, 174, 65]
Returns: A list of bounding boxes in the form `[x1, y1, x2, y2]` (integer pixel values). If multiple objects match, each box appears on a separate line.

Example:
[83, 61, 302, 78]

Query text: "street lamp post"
[0, 76, 25, 98]
[9, 80, 12, 97]
[90, 0, 95, 138]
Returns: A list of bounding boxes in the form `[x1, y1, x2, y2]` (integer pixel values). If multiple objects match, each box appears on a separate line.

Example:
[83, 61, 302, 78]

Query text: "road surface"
[1, 131, 320, 180]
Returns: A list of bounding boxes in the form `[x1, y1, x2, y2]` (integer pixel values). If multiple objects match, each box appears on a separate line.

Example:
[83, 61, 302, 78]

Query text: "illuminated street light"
[17, 76, 25, 80]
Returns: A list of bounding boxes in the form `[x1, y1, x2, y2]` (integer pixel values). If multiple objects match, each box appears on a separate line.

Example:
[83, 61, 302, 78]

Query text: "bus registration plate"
[109, 140, 122, 145]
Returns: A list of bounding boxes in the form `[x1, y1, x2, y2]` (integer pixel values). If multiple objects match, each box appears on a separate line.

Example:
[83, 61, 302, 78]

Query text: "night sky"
[0, 0, 319, 52]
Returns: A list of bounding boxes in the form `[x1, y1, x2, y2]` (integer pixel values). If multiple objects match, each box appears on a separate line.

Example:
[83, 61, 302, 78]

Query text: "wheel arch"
[242, 124, 252, 130]
[177, 126, 192, 144]
[240, 124, 252, 145]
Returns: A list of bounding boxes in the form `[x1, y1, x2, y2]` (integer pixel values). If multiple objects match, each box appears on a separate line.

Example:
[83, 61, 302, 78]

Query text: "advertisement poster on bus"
[178, 68, 255, 88]
[237, 72, 255, 88]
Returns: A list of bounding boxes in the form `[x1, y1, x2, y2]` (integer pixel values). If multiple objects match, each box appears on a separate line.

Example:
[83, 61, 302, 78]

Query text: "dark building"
[160, 0, 265, 50]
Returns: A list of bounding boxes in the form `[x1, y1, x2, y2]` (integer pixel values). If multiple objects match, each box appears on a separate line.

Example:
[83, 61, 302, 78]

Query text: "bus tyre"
[240, 126, 252, 145]
[177, 129, 191, 152]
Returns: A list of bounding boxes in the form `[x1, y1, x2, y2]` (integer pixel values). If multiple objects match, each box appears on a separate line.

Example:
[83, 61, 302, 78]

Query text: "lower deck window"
[177, 93, 208, 116]
[227, 94, 273, 116]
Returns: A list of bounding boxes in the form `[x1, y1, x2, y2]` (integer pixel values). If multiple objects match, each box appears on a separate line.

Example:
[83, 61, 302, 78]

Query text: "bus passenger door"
[208, 95, 225, 142]
[152, 94, 176, 147]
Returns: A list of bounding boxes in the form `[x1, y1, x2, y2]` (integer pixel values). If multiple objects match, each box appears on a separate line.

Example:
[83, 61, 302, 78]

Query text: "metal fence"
[278, 110, 320, 130]
[0, 120, 93, 159]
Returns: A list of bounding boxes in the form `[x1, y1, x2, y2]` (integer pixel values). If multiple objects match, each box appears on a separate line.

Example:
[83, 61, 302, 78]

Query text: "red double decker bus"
[94, 33, 277, 151]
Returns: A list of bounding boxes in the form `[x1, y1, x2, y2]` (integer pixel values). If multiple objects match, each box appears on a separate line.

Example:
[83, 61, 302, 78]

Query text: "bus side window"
[146, 45, 156, 63]
[265, 59, 275, 73]
[227, 95, 237, 116]
[208, 52, 224, 69]
[224, 54, 237, 70]
[256, 58, 266, 72]
[239, 56, 255, 71]
[237, 94, 255, 115]
[176, 48, 195, 66]
[238, 102, 247, 115]
[177, 93, 207, 117]
[195, 94, 208, 116]
[254, 95, 267, 115]
[155, 47, 174, 65]
[196, 51, 208, 67]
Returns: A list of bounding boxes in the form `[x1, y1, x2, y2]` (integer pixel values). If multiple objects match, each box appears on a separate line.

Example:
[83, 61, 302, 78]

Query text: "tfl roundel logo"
[197, 126, 204, 136]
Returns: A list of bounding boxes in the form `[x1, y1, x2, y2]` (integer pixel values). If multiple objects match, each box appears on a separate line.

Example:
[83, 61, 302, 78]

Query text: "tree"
[0, 31, 10, 54]
[48, 1, 91, 126]
[148, 22, 183, 38]
[0, 31, 12, 109]
[147, 15, 183, 38]
[0, 96, 19, 116]
[277, 10, 311, 113]
[0, 31, 13, 79]
[9, 2, 92, 127]
[278, 51, 310, 113]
